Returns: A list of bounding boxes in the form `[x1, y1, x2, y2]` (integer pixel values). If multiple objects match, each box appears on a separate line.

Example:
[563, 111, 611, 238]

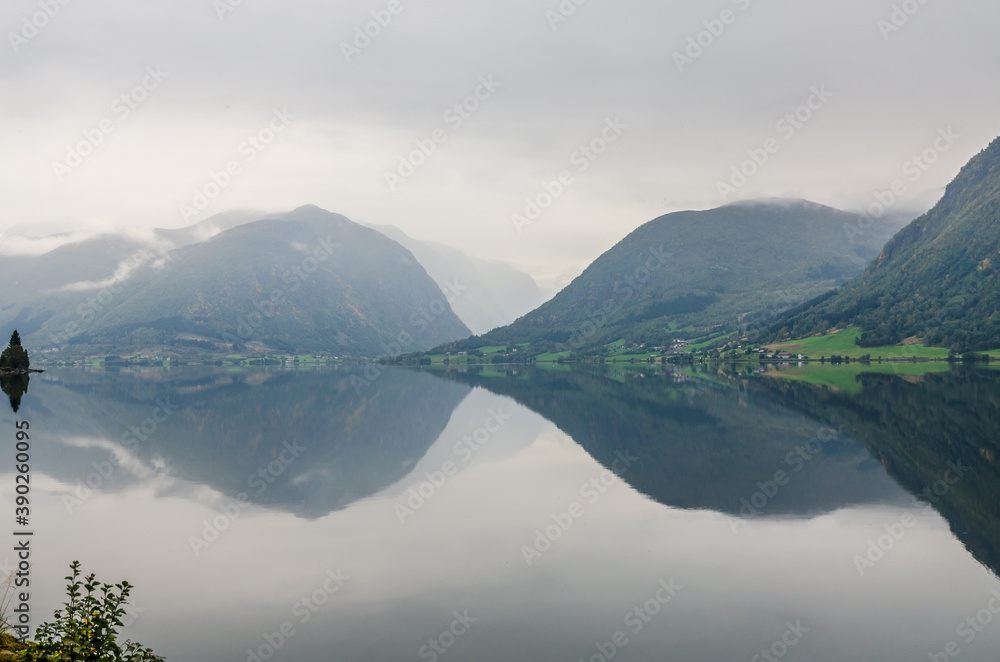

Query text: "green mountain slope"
[767, 136, 1000, 351]
[434, 199, 901, 355]
[41, 206, 470, 356]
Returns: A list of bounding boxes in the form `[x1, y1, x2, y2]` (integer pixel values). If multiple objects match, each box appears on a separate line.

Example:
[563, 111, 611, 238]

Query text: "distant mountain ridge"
[765, 136, 1000, 351]
[369, 224, 547, 335]
[2, 206, 471, 357]
[0, 208, 544, 352]
[431, 198, 904, 355]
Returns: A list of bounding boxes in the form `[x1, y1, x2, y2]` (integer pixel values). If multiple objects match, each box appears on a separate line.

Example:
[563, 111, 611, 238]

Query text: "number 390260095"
[15, 421, 29, 519]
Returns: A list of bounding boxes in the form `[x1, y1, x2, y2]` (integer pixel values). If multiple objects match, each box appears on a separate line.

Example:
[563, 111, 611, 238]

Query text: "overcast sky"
[1, 0, 997, 288]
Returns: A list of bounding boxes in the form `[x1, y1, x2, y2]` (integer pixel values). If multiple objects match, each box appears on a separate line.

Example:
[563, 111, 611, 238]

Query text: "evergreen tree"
[0, 329, 29, 371]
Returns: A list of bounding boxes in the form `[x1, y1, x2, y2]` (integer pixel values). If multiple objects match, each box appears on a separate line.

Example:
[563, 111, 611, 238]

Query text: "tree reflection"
[0, 374, 29, 413]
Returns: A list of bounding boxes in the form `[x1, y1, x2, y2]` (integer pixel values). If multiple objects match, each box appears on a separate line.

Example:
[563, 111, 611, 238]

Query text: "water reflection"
[7, 367, 470, 517]
[0, 364, 997, 661]
[429, 364, 911, 516]
[747, 365, 1000, 579]
[432, 363, 1000, 579]
[0, 373, 29, 413]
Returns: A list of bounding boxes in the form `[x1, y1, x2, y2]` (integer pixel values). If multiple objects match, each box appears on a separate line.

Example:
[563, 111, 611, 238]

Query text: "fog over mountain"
[1, 207, 479, 356]
[0, 202, 568, 354]
[3, 0, 997, 282]
[369, 224, 547, 335]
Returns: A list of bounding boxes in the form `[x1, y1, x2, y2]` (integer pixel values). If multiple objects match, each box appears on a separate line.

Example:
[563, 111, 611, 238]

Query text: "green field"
[534, 351, 571, 362]
[766, 327, 952, 360]
[608, 353, 662, 361]
[416, 325, 1000, 366]
[606, 338, 675, 361]
[764, 361, 955, 393]
[534, 362, 572, 372]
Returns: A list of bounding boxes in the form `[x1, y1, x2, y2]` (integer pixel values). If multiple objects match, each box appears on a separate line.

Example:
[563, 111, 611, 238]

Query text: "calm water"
[2, 363, 999, 661]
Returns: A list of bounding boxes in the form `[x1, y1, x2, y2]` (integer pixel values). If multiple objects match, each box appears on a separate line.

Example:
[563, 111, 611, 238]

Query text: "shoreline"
[0, 368, 44, 376]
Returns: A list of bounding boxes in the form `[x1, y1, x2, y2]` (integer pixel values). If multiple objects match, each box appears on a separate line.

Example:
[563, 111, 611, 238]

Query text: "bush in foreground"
[18, 561, 162, 661]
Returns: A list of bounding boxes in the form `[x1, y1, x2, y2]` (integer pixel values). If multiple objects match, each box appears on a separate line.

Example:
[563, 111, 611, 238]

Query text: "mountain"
[369, 224, 547, 334]
[154, 209, 273, 249]
[766, 137, 1000, 351]
[0, 208, 547, 353]
[432, 199, 903, 355]
[5, 206, 471, 357]
[0, 235, 144, 300]
[0, 211, 265, 343]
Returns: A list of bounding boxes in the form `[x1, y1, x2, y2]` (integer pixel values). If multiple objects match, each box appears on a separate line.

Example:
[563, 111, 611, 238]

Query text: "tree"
[0, 330, 29, 371]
